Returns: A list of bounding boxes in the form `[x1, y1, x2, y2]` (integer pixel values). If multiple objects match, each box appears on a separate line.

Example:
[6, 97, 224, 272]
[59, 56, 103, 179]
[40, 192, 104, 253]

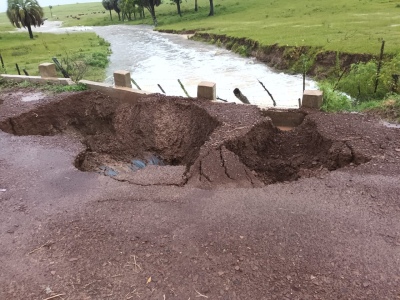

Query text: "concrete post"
[114, 70, 132, 88]
[197, 81, 216, 100]
[39, 63, 57, 78]
[302, 90, 323, 109]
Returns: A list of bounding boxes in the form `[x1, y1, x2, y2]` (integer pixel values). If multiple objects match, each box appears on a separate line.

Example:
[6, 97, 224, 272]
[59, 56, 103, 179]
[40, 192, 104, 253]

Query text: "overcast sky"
[0, 0, 99, 13]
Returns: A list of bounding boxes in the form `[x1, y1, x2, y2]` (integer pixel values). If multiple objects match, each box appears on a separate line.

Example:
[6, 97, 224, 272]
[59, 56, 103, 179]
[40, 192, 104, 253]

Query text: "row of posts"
[113, 70, 216, 101]
[38, 63, 323, 108]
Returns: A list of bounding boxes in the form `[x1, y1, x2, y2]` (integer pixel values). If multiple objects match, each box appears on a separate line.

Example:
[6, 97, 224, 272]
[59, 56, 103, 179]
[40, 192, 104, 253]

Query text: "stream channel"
[94, 25, 317, 108]
[24, 22, 317, 108]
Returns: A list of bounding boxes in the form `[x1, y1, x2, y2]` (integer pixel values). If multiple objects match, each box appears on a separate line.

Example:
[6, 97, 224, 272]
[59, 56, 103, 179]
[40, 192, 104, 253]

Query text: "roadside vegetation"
[0, 1, 111, 81]
[0, 77, 88, 93]
[0, 0, 399, 121]
[0, 31, 110, 81]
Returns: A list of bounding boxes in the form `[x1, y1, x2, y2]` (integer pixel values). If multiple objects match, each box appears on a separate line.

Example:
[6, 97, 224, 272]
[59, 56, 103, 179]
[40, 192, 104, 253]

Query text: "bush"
[57, 51, 109, 81]
[43, 82, 88, 93]
[336, 55, 400, 103]
[59, 53, 89, 82]
[318, 81, 353, 112]
[87, 52, 109, 68]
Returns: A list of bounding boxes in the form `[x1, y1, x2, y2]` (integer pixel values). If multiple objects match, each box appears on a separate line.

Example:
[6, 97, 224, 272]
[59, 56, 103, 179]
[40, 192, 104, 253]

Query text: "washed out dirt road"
[0, 88, 400, 299]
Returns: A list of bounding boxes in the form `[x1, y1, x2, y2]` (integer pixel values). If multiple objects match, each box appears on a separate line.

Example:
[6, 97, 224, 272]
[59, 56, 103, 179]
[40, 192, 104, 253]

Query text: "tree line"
[5, 0, 215, 40]
[102, 0, 215, 26]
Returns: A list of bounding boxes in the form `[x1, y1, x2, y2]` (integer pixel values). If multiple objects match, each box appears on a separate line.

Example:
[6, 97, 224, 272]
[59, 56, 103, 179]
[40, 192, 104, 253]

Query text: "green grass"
[154, 0, 400, 55]
[357, 94, 400, 122]
[3, 0, 400, 54]
[0, 30, 110, 81]
[0, 6, 111, 81]
[0, 78, 88, 93]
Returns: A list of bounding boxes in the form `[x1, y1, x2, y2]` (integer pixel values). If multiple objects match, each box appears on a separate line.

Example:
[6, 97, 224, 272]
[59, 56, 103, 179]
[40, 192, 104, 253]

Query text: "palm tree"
[7, 0, 44, 39]
[112, 0, 121, 21]
[102, 0, 114, 21]
[172, 0, 182, 17]
[139, 0, 161, 26]
[209, 0, 214, 16]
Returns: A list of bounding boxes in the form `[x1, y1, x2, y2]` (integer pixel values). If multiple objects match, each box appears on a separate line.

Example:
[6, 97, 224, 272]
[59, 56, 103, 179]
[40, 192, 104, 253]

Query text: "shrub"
[87, 52, 109, 68]
[318, 81, 353, 112]
[337, 55, 400, 103]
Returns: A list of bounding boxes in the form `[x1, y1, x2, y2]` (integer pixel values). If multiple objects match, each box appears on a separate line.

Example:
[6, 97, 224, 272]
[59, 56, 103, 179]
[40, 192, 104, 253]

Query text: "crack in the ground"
[199, 159, 212, 183]
[108, 175, 183, 187]
[345, 141, 358, 164]
[219, 147, 234, 180]
[244, 167, 255, 187]
[8, 118, 17, 135]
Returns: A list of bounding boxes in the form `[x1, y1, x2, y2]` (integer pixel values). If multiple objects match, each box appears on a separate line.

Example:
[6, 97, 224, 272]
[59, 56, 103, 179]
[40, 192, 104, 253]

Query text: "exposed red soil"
[1, 88, 400, 300]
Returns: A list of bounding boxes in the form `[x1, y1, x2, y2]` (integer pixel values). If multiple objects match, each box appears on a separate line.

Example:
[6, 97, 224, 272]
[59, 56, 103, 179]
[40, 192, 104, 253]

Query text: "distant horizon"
[0, 0, 99, 13]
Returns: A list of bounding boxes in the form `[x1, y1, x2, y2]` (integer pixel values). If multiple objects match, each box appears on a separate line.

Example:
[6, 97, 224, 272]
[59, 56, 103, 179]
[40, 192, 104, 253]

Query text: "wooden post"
[392, 74, 399, 92]
[0, 54, 4, 68]
[23, 69, 29, 76]
[15, 63, 21, 75]
[130, 78, 141, 90]
[374, 40, 385, 93]
[52, 57, 70, 78]
[178, 79, 190, 97]
[233, 88, 250, 104]
[157, 84, 165, 94]
[257, 79, 276, 106]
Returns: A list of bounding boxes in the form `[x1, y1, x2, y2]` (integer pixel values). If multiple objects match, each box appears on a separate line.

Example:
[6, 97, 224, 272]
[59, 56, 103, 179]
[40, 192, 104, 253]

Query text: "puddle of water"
[21, 93, 45, 102]
[277, 126, 294, 131]
[381, 121, 400, 129]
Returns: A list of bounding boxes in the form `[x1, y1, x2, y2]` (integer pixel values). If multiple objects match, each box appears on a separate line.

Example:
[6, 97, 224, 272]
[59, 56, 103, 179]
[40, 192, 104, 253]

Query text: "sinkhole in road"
[0, 91, 369, 187]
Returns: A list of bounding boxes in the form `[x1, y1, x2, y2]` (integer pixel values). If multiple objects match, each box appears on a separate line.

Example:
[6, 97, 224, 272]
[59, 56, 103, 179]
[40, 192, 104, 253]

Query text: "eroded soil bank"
[1, 88, 400, 300]
[159, 30, 375, 79]
[0, 90, 398, 189]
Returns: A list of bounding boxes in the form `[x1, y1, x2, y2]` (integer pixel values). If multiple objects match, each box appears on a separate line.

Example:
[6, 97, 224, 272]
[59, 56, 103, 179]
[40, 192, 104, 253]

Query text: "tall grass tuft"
[318, 81, 353, 112]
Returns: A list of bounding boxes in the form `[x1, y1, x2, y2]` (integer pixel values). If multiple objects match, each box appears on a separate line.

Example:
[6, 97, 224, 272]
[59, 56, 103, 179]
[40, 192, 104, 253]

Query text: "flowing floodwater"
[17, 22, 317, 107]
[93, 25, 317, 108]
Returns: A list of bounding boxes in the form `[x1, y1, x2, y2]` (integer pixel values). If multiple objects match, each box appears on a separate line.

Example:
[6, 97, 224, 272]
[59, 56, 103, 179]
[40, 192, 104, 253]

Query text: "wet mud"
[0, 90, 385, 188]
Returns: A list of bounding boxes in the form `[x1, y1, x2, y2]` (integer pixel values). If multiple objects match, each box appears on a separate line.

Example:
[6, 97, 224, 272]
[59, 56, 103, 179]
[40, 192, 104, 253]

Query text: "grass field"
[3, 0, 400, 54]
[156, 0, 400, 55]
[0, 31, 110, 80]
[0, 6, 110, 80]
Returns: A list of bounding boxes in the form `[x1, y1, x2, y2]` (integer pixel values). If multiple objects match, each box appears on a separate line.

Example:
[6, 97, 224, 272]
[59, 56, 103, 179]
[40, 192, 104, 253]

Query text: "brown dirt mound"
[224, 118, 367, 184]
[0, 91, 376, 188]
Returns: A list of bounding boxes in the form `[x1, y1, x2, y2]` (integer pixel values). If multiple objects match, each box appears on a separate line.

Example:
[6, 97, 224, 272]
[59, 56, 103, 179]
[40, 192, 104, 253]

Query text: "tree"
[118, 0, 134, 20]
[49, 5, 52, 17]
[139, 0, 161, 26]
[194, 0, 198, 12]
[171, 0, 182, 17]
[112, 0, 121, 20]
[102, 0, 114, 21]
[209, 0, 214, 16]
[6, 0, 44, 39]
